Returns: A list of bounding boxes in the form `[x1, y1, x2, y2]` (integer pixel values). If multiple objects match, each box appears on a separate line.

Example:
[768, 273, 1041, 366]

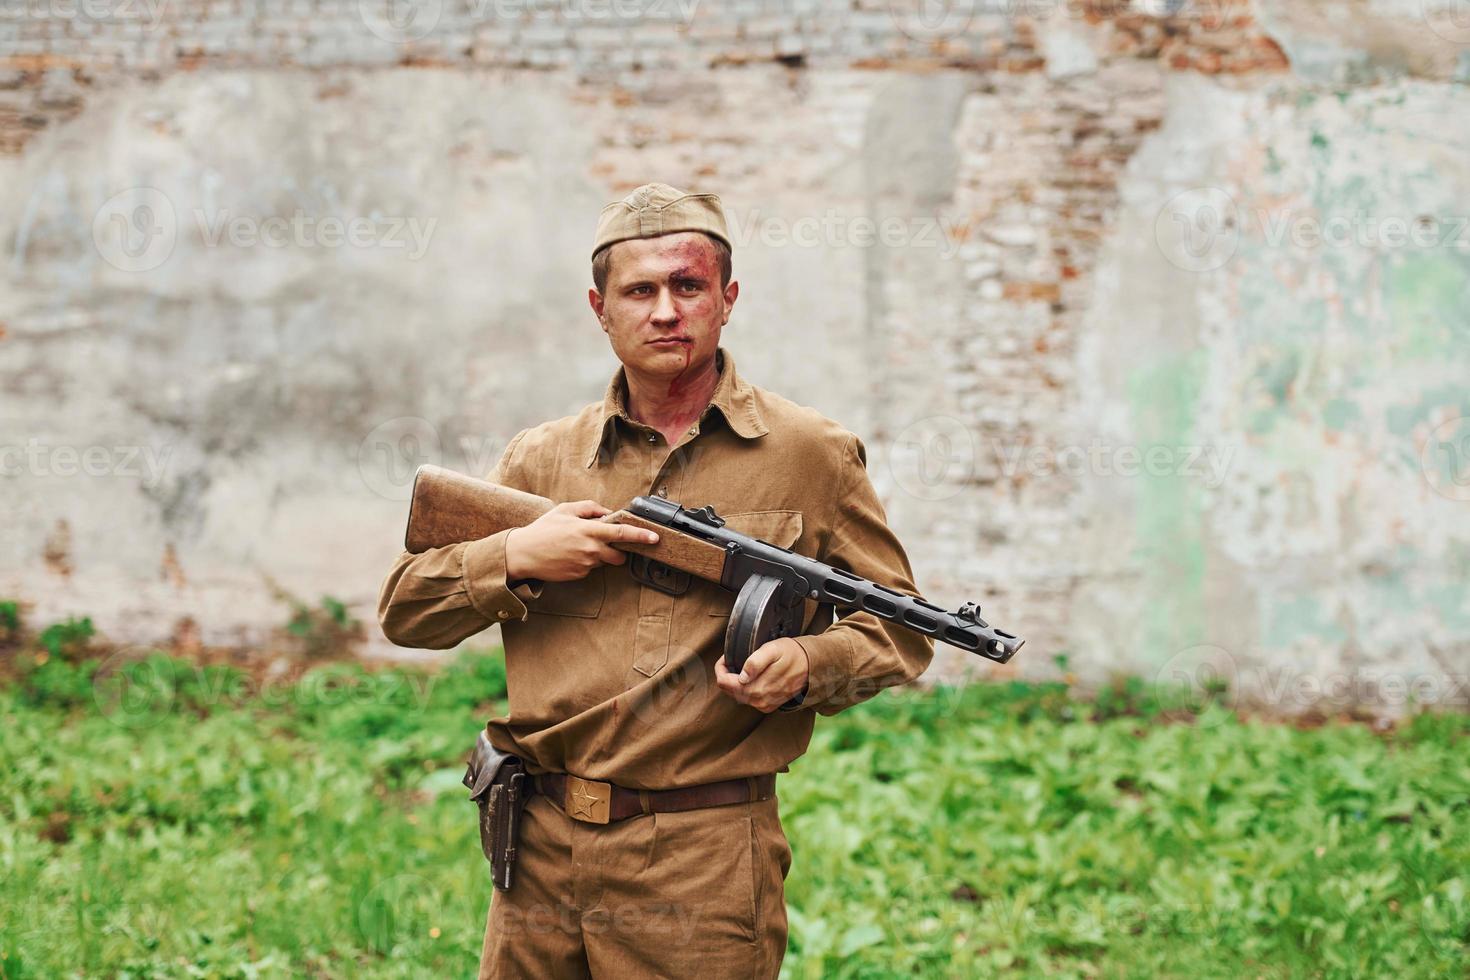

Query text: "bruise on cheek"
[649, 239, 723, 400]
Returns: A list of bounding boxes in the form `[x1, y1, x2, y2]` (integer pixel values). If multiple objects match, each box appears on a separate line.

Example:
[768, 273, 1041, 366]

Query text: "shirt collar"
[585, 345, 768, 468]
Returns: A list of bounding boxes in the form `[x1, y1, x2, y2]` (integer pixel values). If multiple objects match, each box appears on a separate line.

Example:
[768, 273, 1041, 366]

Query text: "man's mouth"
[648, 337, 692, 346]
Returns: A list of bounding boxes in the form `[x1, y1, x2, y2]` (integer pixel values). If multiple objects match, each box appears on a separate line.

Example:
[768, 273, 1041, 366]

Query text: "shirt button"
[656, 486, 668, 498]
[688, 426, 697, 436]
[497, 609, 510, 620]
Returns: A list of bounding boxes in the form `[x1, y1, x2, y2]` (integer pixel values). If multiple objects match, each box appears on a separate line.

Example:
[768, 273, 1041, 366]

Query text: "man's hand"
[716, 637, 809, 713]
[504, 500, 659, 583]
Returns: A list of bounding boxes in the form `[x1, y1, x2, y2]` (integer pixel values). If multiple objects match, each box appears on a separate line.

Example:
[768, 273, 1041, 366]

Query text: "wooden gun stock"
[404, 465, 730, 581]
[405, 465, 555, 553]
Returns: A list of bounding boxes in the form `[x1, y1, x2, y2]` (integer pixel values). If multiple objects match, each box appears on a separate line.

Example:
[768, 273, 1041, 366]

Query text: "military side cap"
[592, 182, 731, 259]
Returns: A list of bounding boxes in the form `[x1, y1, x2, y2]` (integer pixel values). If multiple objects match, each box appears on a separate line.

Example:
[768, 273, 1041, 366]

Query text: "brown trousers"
[478, 789, 792, 978]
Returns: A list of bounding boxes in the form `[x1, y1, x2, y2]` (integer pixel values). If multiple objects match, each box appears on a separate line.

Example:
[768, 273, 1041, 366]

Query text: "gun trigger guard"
[629, 554, 691, 596]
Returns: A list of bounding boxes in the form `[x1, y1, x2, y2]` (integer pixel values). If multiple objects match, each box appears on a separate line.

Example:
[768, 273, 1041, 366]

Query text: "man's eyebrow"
[616, 267, 710, 290]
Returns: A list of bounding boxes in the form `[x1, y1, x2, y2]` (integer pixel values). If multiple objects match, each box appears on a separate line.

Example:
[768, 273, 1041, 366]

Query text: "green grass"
[0, 651, 1466, 978]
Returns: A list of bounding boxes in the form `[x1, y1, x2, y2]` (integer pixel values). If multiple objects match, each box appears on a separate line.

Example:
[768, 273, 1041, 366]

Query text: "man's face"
[589, 232, 738, 379]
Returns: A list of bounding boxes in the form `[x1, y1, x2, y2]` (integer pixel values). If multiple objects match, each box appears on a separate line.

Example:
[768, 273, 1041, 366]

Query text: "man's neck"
[625, 350, 722, 442]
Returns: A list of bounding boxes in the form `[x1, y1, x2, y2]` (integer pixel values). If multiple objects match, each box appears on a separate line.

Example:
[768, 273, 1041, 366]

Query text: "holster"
[462, 731, 528, 891]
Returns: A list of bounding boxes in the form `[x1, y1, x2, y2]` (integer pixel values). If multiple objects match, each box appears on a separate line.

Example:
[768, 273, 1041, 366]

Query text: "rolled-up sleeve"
[377, 431, 544, 650]
[790, 434, 935, 715]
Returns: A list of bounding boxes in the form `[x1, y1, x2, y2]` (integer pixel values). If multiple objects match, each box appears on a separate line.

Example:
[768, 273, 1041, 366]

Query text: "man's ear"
[588, 288, 608, 333]
[722, 279, 739, 324]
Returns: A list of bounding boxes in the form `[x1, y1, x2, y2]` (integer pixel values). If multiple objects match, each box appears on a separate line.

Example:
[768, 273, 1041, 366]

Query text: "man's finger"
[564, 499, 611, 518]
[715, 671, 747, 702]
[588, 520, 659, 546]
[596, 544, 626, 566]
[737, 644, 781, 684]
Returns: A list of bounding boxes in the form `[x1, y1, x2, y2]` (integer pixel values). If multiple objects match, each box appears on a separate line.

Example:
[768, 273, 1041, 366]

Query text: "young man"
[378, 182, 934, 978]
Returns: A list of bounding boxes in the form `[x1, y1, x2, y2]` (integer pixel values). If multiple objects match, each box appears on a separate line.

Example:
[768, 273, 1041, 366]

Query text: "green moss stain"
[1127, 352, 1209, 662]
[1386, 253, 1470, 361]
[1321, 398, 1361, 431]
[1267, 595, 1348, 647]
[1385, 384, 1470, 438]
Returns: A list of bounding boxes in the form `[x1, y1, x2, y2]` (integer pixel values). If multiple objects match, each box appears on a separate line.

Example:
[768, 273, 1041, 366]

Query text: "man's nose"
[651, 287, 679, 323]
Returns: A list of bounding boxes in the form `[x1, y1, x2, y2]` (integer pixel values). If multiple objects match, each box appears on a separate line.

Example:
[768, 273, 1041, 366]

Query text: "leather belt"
[534, 772, 776, 825]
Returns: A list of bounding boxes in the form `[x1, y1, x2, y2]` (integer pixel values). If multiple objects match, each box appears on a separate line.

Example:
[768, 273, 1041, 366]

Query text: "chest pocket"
[526, 567, 606, 619]
[706, 510, 805, 616]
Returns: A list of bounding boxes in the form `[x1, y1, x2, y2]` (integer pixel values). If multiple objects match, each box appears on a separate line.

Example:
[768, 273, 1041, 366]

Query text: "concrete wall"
[2, 0, 1467, 712]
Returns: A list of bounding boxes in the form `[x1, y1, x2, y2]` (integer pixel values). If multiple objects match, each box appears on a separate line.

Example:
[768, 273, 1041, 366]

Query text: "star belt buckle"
[564, 775, 612, 825]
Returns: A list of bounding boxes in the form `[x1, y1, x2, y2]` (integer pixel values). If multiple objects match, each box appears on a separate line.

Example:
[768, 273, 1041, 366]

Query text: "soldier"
[378, 182, 934, 978]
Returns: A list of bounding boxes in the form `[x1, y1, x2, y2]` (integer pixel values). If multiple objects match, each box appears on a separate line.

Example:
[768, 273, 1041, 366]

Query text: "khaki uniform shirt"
[378, 347, 934, 790]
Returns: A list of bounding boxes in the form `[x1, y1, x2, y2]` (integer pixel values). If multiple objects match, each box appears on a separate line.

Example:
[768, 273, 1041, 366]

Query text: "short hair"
[591, 233, 732, 295]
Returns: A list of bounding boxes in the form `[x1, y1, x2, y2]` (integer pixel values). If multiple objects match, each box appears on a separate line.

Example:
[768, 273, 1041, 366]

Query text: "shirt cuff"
[790, 631, 854, 710]
[510, 579, 544, 603]
[463, 530, 533, 624]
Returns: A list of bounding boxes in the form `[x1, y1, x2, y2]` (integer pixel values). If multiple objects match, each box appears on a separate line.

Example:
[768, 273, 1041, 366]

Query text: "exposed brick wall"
[1, 1, 1285, 157]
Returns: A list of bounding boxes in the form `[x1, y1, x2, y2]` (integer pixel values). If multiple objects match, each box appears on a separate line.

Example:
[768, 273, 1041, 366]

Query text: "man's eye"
[677, 281, 702, 292]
